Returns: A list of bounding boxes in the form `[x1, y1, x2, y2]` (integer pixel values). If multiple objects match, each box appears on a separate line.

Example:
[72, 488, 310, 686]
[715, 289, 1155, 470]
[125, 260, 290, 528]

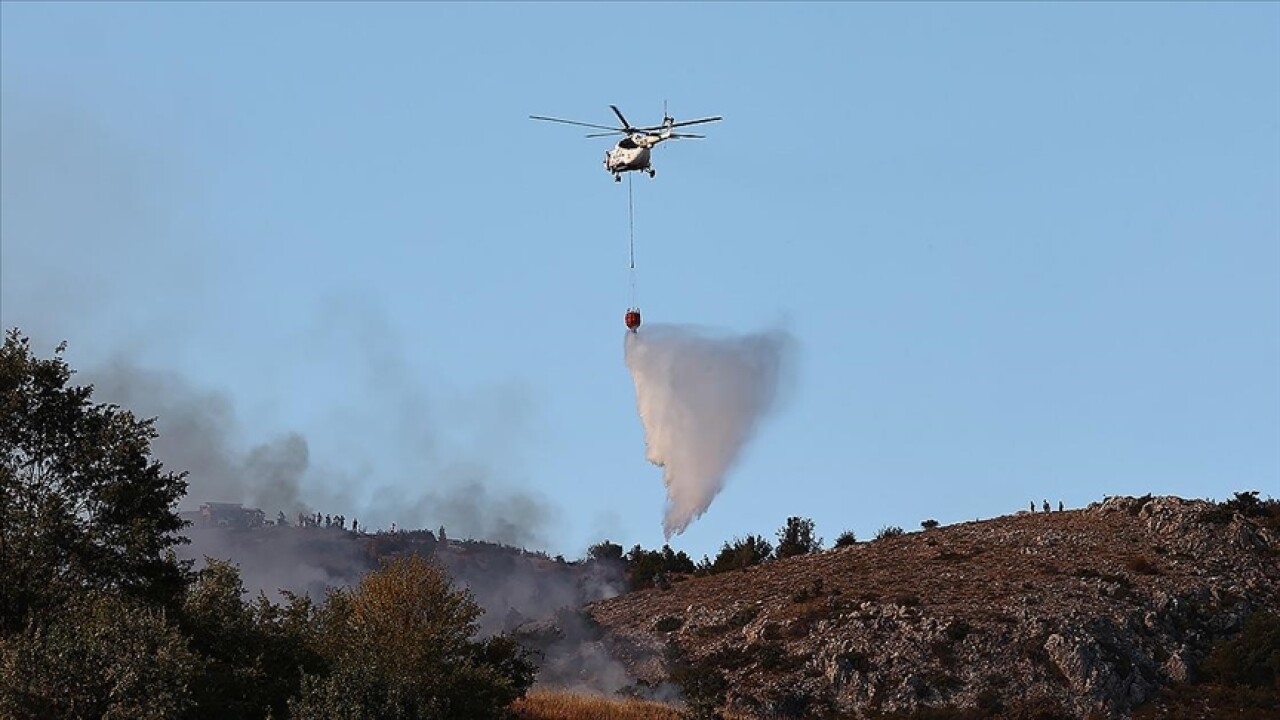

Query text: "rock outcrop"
[585, 496, 1279, 718]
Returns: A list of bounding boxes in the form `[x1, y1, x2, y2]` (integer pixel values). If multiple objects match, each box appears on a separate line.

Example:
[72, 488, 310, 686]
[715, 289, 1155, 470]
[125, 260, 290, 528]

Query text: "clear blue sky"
[3, 3, 1277, 559]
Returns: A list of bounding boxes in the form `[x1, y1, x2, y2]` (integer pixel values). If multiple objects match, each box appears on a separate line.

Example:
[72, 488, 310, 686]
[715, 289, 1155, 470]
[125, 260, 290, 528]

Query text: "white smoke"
[624, 323, 792, 538]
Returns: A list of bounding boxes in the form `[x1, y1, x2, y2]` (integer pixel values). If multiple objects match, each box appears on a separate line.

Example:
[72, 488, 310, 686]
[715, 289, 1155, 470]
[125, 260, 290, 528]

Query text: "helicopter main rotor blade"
[666, 116, 722, 129]
[529, 115, 627, 132]
[667, 132, 705, 139]
[609, 105, 635, 131]
[585, 130, 628, 138]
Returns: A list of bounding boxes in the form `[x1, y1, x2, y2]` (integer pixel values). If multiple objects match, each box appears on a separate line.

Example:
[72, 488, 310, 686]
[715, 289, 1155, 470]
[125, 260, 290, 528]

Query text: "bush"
[665, 641, 727, 720]
[834, 530, 857, 547]
[875, 525, 906, 540]
[1201, 611, 1280, 690]
[1221, 491, 1267, 518]
[1217, 491, 1280, 532]
[921, 519, 940, 530]
[1126, 556, 1161, 576]
[728, 606, 761, 627]
[655, 616, 684, 632]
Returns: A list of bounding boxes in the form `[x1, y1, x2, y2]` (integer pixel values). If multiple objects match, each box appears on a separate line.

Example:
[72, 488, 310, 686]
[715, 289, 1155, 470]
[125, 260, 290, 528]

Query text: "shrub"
[875, 525, 906, 540]
[728, 606, 761, 628]
[1221, 491, 1267, 518]
[1126, 556, 1161, 576]
[754, 642, 799, 671]
[1200, 611, 1280, 690]
[921, 519, 940, 530]
[1130, 494, 1154, 516]
[665, 641, 727, 720]
[655, 616, 684, 632]
[834, 530, 857, 548]
[790, 578, 826, 604]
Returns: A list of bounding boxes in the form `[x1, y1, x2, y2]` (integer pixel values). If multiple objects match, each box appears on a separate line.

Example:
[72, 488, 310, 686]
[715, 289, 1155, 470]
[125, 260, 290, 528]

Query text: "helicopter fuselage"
[605, 133, 665, 180]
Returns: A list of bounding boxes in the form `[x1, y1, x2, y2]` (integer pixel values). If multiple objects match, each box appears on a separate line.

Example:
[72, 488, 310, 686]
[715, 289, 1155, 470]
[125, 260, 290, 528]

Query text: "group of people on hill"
[1030, 499, 1065, 513]
[288, 511, 358, 533]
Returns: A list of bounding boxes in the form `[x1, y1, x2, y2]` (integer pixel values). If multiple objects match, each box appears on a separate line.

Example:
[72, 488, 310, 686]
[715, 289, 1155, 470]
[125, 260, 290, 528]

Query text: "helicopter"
[530, 104, 722, 181]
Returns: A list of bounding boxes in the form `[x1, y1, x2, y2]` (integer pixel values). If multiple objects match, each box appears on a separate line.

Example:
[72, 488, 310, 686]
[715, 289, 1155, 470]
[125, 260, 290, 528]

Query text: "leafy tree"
[587, 540, 624, 564]
[833, 530, 857, 548]
[921, 519, 940, 530]
[775, 516, 822, 559]
[626, 544, 696, 589]
[0, 591, 199, 720]
[661, 544, 696, 574]
[180, 559, 322, 720]
[0, 329, 189, 632]
[702, 535, 773, 575]
[290, 554, 533, 719]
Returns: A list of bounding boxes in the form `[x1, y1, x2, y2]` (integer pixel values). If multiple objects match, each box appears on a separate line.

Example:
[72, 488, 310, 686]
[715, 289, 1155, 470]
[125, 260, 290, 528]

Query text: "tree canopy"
[0, 328, 189, 632]
[0, 330, 535, 718]
[774, 516, 822, 559]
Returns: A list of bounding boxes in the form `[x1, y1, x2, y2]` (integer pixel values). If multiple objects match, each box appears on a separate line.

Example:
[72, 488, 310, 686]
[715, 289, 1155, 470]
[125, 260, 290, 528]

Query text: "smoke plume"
[625, 324, 792, 537]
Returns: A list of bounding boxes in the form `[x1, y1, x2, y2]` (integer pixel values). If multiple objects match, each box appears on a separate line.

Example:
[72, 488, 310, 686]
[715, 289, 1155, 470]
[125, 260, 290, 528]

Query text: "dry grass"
[511, 689, 683, 720]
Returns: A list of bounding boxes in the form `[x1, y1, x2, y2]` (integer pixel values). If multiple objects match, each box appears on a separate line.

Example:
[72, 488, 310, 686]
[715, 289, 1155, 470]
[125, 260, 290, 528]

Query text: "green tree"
[625, 544, 696, 589]
[179, 559, 322, 720]
[587, 540, 624, 564]
[0, 591, 199, 720]
[661, 544, 696, 574]
[920, 519, 940, 530]
[702, 535, 773, 575]
[0, 329, 189, 632]
[290, 554, 533, 719]
[774, 516, 822, 559]
[833, 530, 857, 548]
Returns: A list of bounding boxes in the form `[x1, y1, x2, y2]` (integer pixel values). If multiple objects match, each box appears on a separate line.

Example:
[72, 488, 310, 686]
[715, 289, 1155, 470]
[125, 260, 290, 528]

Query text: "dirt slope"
[586, 496, 1279, 718]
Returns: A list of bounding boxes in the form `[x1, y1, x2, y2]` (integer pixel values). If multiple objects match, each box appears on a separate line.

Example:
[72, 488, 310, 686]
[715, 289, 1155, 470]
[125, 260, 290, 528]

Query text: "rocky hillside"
[585, 496, 1279, 718]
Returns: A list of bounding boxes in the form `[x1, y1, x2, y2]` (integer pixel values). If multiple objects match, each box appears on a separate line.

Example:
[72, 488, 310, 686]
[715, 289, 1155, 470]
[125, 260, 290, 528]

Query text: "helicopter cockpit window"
[618, 137, 638, 149]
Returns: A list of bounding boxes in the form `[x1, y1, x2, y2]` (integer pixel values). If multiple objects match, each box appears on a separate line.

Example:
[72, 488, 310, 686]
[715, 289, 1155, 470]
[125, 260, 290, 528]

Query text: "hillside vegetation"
[583, 495, 1280, 718]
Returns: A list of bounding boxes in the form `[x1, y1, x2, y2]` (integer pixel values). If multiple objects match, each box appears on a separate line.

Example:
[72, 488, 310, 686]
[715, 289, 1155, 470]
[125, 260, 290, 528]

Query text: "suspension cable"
[628, 173, 637, 305]
[628, 173, 635, 270]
